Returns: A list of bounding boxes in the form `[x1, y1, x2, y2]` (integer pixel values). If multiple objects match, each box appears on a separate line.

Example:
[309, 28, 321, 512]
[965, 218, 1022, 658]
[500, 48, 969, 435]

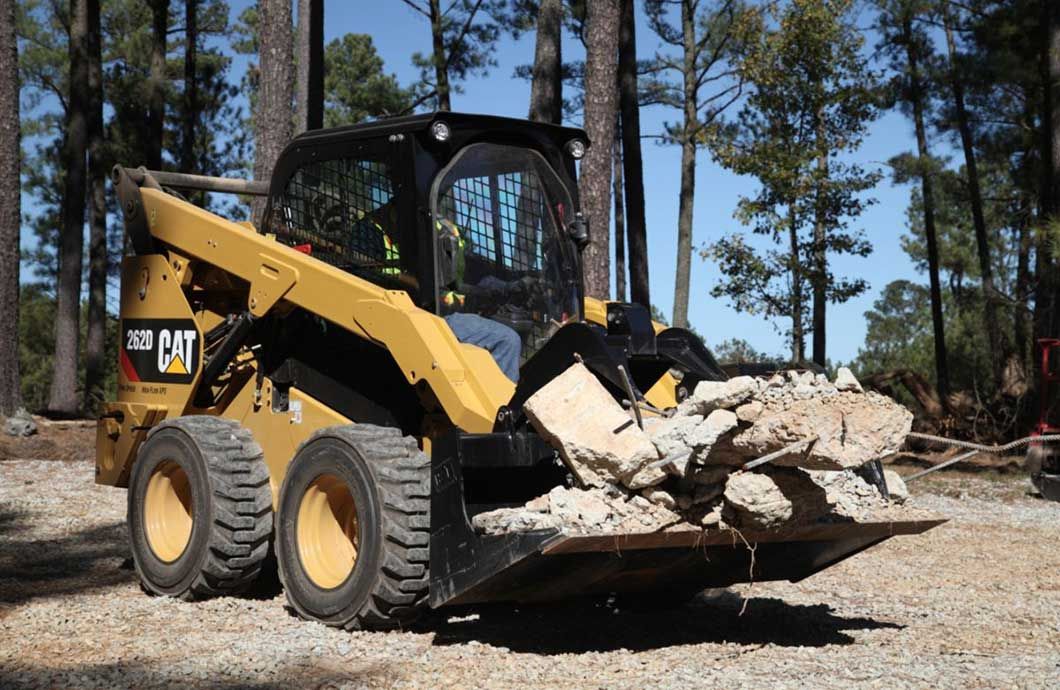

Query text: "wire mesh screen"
[272, 157, 400, 277]
[438, 169, 546, 274]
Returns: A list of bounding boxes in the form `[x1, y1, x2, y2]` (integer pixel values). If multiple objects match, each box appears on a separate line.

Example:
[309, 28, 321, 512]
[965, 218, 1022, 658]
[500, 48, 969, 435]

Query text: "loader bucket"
[427, 432, 946, 608]
[429, 517, 944, 608]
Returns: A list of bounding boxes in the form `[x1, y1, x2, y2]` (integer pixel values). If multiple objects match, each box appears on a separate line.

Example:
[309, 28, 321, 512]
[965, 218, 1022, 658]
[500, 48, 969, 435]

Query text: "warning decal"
[120, 318, 201, 385]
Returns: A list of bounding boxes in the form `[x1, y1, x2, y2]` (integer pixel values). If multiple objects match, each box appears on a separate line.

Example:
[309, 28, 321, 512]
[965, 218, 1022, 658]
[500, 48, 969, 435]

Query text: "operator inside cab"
[434, 219, 523, 383]
[427, 142, 582, 385]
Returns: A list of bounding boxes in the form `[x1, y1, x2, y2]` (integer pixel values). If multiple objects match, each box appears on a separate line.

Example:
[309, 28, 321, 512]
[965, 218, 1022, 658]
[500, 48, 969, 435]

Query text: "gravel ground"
[2, 430, 1059, 689]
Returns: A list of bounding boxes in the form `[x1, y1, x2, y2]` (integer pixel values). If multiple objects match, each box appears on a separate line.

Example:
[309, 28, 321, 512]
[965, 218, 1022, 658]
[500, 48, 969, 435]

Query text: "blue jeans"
[445, 313, 521, 383]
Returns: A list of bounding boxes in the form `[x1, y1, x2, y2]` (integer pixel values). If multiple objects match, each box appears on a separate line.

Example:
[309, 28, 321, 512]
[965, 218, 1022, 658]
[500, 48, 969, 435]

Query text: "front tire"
[276, 425, 430, 630]
[128, 416, 273, 600]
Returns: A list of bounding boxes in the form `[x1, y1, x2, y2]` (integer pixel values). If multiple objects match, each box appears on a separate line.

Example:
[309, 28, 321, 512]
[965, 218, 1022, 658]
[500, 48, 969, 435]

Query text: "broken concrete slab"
[676, 376, 758, 417]
[649, 409, 740, 477]
[548, 485, 613, 526]
[722, 467, 831, 529]
[735, 400, 764, 423]
[471, 507, 563, 535]
[715, 391, 913, 471]
[649, 414, 703, 459]
[835, 366, 863, 393]
[884, 469, 909, 504]
[641, 487, 678, 510]
[523, 363, 660, 489]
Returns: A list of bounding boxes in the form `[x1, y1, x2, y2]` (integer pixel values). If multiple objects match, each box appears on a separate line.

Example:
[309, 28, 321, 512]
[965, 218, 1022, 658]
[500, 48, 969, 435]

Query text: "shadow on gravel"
[0, 660, 399, 689]
[0, 512, 133, 606]
[426, 591, 902, 654]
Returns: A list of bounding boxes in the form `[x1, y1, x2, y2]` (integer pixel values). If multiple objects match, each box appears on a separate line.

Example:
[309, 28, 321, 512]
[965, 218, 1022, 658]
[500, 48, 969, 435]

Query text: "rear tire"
[276, 425, 430, 630]
[128, 416, 273, 600]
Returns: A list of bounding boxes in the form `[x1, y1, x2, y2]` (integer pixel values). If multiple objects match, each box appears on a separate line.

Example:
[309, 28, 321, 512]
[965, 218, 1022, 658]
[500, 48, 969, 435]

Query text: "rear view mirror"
[568, 212, 589, 251]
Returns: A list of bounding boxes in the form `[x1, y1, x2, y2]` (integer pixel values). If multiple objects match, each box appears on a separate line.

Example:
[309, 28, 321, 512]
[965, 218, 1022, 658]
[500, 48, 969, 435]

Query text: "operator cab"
[262, 113, 589, 363]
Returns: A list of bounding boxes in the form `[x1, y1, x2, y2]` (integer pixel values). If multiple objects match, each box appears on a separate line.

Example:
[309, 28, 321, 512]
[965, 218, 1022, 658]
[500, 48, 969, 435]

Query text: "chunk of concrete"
[676, 376, 758, 416]
[835, 367, 863, 393]
[649, 415, 703, 458]
[719, 392, 913, 471]
[471, 508, 563, 535]
[3, 408, 37, 438]
[548, 486, 613, 526]
[722, 467, 831, 529]
[884, 469, 909, 504]
[626, 463, 669, 489]
[523, 363, 660, 488]
[640, 487, 678, 510]
[735, 400, 765, 423]
[696, 409, 739, 448]
[651, 409, 738, 476]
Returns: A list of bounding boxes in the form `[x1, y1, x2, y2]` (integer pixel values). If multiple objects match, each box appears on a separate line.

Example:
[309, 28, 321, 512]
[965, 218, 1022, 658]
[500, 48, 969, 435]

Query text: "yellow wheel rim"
[297, 474, 360, 589]
[144, 460, 193, 563]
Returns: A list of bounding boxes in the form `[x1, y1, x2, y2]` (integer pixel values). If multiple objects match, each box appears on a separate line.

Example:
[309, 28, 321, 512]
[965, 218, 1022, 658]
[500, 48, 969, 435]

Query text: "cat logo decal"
[120, 319, 201, 385]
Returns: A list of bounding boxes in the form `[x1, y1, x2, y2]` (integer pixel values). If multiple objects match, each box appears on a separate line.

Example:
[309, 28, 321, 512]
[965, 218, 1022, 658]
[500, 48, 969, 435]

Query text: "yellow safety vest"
[381, 227, 400, 276]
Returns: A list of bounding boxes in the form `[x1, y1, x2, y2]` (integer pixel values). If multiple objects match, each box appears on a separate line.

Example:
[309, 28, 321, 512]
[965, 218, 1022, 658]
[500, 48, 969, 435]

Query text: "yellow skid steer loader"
[97, 113, 940, 630]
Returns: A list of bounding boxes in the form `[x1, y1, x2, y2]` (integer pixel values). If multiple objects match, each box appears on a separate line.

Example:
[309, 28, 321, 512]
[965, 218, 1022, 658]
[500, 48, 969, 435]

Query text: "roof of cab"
[288, 111, 588, 147]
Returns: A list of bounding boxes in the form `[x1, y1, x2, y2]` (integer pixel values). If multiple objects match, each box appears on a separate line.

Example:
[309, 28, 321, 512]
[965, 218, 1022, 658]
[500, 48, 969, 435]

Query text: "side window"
[271, 154, 404, 283]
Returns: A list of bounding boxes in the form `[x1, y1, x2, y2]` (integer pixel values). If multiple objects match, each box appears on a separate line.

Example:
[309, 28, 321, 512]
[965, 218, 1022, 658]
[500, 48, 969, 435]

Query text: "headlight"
[431, 121, 451, 142]
[566, 139, 586, 159]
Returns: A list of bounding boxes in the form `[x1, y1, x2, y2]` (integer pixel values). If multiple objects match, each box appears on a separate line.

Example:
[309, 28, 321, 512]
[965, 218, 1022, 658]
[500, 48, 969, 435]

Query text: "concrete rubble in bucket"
[472, 364, 918, 535]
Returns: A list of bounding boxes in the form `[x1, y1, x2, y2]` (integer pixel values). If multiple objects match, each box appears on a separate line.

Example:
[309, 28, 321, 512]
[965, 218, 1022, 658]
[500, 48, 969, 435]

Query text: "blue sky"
[22, 0, 939, 364]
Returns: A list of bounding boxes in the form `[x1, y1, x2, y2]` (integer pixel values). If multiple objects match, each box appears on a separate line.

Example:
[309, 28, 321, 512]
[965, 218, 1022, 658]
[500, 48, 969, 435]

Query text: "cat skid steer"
[97, 113, 942, 630]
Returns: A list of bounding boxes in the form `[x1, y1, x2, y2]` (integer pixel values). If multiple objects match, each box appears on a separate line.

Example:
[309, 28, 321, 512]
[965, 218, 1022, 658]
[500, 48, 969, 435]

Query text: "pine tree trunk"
[1036, 0, 1056, 340]
[1050, 0, 1060, 212]
[811, 114, 827, 367]
[49, 0, 91, 416]
[295, 0, 323, 132]
[1047, 0, 1060, 336]
[788, 203, 804, 363]
[295, 0, 309, 132]
[1015, 194, 1032, 371]
[905, 17, 949, 401]
[252, 0, 294, 225]
[943, 8, 1001, 385]
[579, 0, 620, 299]
[0, 0, 21, 416]
[147, 0, 168, 170]
[528, 0, 562, 124]
[619, 0, 649, 308]
[613, 130, 627, 302]
[84, 0, 107, 412]
[180, 0, 197, 171]
[429, 0, 451, 111]
[672, 0, 697, 329]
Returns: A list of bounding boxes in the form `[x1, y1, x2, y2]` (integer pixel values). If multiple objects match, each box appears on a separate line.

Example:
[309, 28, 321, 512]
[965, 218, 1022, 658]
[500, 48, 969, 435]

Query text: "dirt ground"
[1, 423, 1059, 689]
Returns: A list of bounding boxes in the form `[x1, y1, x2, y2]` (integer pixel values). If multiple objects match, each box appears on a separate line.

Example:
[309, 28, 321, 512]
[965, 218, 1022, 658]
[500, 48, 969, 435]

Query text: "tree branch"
[399, 0, 431, 19]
